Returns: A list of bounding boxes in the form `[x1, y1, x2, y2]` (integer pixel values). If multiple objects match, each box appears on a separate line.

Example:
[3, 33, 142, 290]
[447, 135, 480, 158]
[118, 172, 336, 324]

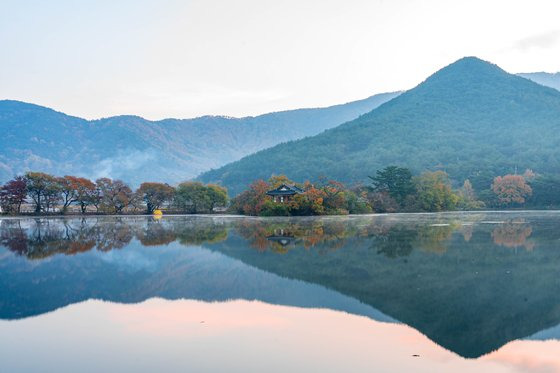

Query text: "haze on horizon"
[1, 0, 560, 120]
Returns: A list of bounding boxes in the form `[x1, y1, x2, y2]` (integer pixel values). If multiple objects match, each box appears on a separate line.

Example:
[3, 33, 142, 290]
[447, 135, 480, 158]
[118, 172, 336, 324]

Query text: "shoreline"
[3, 210, 560, 220]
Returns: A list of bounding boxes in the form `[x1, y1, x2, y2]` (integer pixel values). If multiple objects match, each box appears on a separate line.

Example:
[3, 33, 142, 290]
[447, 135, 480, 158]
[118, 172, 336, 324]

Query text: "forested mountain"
[0, 92, 398, 185]
[200, 57, 560, 195]
[518, 72, 560, 91]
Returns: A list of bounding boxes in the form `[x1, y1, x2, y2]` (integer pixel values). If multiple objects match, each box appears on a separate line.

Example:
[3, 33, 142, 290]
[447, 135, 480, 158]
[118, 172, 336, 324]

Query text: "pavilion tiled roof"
[266, 184, 304, 196]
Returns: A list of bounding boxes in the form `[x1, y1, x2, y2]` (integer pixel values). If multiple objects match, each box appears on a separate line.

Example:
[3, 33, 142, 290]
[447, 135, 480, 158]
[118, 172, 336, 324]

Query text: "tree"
[229, 180, 270, 216]
[369, 166, 414, 205]
[57, 176, 79, 213]
[260, 199, 290, 216]
[0, 176, 27, 213]
[174, 182, 211, 213]
[43, 180, 62, 212]
[71, 177, 97, 213]
[492, 174, 532, 206]
[96, 178, 133, 213]
[137, 182, 175, 214]
[414, 171, 460, 212]
[206, 184, 228, 211]
[345, 189, 372, 214]
[527, 174, 560, 208]
[458, 179, 485, 210]
[290, 185, 326, 215]
[320, 180, 348, 214]
[268, 175, 294, 188]
[25, 172, 58, 213]
[367, 191, 399, 213]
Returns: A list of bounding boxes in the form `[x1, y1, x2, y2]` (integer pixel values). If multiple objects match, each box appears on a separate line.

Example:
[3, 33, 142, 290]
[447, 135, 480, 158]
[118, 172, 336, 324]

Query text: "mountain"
[518, 72, 560, 91]
[0, 92, 399, 185]
[199, 57, 560, 195]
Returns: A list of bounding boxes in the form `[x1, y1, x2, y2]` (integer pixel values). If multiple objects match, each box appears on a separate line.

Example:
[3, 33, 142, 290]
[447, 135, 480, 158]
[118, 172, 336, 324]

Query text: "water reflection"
[3, 298, 552, 373]
[491, 219, 535, 251]
[1, 214, 551, 260]
[2, 212, 560, 360]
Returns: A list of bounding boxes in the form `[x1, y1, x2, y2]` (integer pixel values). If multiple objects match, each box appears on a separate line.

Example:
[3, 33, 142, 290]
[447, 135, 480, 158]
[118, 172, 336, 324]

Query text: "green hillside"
[0, 92, 398, 185]
[199, 57, 560, 195]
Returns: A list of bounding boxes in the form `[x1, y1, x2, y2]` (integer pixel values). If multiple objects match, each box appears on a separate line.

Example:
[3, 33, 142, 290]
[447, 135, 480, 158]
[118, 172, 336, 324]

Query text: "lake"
[1, 212, 560, 372]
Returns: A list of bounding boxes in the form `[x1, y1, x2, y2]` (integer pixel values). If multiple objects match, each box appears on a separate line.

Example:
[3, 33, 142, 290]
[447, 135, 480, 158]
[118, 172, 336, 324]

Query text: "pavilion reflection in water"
[266, 228, 296, 247]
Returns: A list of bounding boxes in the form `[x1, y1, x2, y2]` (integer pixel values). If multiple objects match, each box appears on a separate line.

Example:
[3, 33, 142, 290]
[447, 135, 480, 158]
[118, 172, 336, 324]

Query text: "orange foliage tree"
[491, 174, 532, 206]
[229, 179, 271, 216]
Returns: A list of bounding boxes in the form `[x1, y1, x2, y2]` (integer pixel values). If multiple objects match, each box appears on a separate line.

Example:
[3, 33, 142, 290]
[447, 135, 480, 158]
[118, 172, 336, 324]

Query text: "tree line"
[0, 172, 228, 215]
[229, 166, 543, 216]
[0, 166, 553, 216]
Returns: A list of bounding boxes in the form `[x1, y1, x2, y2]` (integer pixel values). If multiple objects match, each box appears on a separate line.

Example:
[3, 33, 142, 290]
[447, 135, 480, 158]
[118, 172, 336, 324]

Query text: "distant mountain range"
[200, 57, 560, 195]
[518, 72, 560, 91]
[0, 92, 399, 185]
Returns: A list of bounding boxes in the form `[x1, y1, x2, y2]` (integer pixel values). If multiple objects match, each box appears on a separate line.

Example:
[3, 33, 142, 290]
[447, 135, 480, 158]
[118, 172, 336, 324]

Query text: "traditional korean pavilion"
[266, 184, 304, 203]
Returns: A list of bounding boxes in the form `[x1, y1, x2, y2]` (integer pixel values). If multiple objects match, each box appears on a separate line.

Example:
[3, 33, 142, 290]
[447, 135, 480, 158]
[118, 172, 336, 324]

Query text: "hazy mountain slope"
[200, 57, 560, 195]
[518, 72, 560, 91]
[0, 92, 399, 185]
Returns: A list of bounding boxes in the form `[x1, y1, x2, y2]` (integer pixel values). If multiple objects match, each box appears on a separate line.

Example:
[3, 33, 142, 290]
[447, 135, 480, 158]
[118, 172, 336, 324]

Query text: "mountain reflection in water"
[2, 212, 560, 361]
[5, 298, 559, 373]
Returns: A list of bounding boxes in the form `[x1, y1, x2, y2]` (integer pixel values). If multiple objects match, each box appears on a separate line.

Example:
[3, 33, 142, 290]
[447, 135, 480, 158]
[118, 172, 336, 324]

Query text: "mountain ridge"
[517, 72, 560, 91]
[199, 57, 560, 195]
[0, 92, 400, 185]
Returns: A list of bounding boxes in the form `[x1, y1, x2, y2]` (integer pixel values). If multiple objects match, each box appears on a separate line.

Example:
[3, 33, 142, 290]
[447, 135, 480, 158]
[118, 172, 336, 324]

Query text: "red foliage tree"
[0, 176, 27, 213]
[492, 174, 532, 206]
[229, 180, 271, 216]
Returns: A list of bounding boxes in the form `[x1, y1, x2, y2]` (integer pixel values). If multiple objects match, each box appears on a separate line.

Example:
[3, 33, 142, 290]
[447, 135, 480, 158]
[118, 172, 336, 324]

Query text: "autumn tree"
[43, 181, 62, 212]
[290, 185, 326, 215]
[492, 174, 532, 206]
[71, 177, 97, 213]
[54, 176, 97, 213]
[25, 172, 58, 213]
[0, 176, 27, 213]
[57, 176, 79, 213]
[137, 182, 175, 214]
[96, 178, 133, 213]
[229, 180, 270, 216]
[320, 180, 348, 214]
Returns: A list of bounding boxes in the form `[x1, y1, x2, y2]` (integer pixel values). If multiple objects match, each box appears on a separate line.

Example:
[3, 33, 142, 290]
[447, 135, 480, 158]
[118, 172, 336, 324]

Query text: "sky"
[1, 0, 560, 120]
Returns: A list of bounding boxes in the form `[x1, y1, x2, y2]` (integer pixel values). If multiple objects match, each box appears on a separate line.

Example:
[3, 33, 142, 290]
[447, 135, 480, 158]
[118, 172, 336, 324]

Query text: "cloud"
[514, 30, 560, 51]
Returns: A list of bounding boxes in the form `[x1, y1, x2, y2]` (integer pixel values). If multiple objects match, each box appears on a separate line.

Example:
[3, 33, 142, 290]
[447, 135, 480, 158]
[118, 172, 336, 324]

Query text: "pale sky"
[1, 0, 559, 120]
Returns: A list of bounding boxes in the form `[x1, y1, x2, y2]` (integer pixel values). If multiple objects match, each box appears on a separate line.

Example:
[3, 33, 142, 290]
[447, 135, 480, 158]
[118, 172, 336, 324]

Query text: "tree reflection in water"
[3, 213, 560, 359]
[0, 214, 543, 259]
[491, 219, 535, 251]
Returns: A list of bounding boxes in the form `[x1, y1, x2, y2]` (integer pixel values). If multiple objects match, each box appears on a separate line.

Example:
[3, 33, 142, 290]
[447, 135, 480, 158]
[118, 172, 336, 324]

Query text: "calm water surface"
[1, 212, 560, 372]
